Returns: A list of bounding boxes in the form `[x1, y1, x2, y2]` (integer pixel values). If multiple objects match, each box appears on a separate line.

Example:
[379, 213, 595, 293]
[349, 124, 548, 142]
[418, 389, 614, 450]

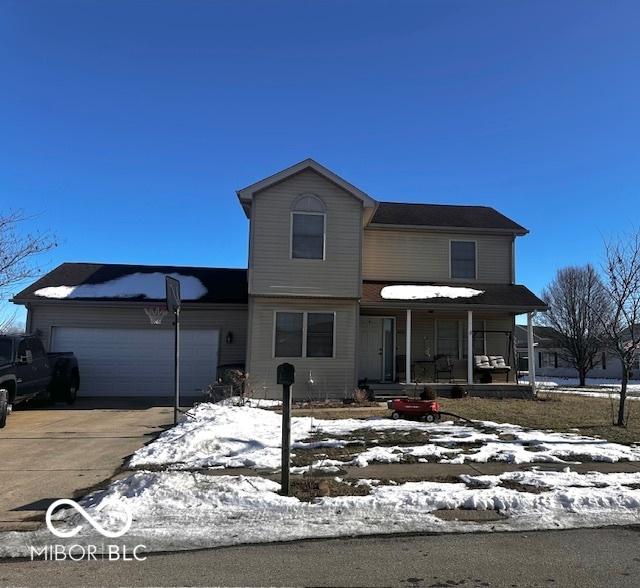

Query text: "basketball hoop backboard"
[166, 275, 181, 313]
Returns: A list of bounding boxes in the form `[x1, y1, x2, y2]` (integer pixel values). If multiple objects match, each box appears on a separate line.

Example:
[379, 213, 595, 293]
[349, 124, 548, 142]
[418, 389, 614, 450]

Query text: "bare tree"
[600, 230, 640, 426]
[0, 309, 24, 335]
[0, 210, 57, 322]
[539, 265, 610, 386]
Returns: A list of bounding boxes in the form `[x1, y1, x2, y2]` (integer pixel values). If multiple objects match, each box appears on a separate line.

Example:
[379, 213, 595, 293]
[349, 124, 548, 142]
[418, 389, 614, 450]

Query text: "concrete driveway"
[0, 398, 172, 531]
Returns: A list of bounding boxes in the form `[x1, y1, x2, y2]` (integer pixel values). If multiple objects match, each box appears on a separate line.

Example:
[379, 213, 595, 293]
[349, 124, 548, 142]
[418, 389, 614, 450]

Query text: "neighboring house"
[12, 159, 546, 399]
[515, 325, 640, 380]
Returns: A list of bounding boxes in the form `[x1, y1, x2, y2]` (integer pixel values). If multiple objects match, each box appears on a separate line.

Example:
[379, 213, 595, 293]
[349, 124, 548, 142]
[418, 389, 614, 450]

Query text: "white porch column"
[405, 309, 412, 385]
[467, 310, 473, 385]
[527, 312, 536, 391]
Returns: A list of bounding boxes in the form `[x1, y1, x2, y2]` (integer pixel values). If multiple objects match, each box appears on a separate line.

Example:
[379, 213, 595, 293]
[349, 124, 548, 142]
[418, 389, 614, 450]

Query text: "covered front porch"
[358, 281, 547, 396]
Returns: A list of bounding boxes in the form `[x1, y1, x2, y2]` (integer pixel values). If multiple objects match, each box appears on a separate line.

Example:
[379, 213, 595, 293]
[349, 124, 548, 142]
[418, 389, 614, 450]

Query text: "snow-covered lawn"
[3, 403, 640, 558]
[128, 403, 640, 472]
[3, 467, 640, 557]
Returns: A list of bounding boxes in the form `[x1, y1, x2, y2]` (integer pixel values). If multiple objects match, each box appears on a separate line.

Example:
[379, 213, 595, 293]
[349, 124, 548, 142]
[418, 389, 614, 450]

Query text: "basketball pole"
[165, 275, 182, 426]
[174, 307, 180, 425]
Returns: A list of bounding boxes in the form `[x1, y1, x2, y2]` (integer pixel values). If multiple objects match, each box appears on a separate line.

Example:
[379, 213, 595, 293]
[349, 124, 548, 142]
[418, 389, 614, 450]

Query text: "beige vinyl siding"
[363, 228, 513, 283]
[249, 169, 363, 298]
[247, 297, 358, 399]
[27, 302, 248, 366]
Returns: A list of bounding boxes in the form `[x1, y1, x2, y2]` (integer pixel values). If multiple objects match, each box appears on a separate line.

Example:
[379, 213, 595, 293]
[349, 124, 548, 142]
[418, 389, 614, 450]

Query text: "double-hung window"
[291, 213, 325, 259]
[274, 312, 304, 357]
[274, 311, 335, 358]
[450, 240, 476, 279]
[290, 193, 326, 260]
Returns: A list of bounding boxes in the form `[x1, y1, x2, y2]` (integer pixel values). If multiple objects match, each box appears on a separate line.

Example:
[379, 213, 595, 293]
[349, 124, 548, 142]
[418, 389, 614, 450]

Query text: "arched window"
[291, 193, 326, 213]
[291, 194, 326, 259]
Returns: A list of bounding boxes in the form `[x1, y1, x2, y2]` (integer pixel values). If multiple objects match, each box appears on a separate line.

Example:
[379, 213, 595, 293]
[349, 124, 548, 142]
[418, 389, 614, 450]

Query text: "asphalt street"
[1, 526, 639, 587]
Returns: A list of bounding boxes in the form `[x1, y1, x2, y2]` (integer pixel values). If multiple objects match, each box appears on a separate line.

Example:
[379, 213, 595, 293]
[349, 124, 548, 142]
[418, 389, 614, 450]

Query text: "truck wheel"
[423, 413, 436, 423]
[65, 376, 79, 405]
[391, 411, 401, 420]
[0, 389, 8, 429]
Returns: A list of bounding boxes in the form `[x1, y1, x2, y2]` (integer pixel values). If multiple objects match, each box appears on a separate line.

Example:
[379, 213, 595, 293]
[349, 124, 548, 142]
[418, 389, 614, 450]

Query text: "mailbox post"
[277, 362, 295, 496]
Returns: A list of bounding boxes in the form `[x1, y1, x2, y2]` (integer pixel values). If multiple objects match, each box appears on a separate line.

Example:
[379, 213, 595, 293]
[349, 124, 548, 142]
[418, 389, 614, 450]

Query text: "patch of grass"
[294, 428, 458, 466]
[499, 480, 551, 494]
[291, 444, 364, 467]
[292, 401, 380, 410]
[290, 394, 640, 444]
[439, 394, 640, 445]
[362, 429, 433, 447]
[377, 474, 463, 485]
[291, 407, 389, 420]
[290, 477, 371, 502]
[302, 428, 434, 449]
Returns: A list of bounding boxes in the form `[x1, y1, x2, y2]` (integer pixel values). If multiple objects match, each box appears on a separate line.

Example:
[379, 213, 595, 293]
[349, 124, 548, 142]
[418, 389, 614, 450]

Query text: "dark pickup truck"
[0, 334, 80, 428]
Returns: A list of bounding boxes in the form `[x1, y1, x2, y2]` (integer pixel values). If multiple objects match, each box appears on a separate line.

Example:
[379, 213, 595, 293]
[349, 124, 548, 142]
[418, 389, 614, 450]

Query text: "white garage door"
[50, 327, 219, 396]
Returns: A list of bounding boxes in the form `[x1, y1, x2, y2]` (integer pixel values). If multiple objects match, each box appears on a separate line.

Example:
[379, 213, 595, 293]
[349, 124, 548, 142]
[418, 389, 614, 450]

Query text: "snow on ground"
[128, 403, 640, 472]
[217, 396, 282, 408]
[34, 272, 207, 300]
[542, 388, 640, 400]
[528, 375, 640, 395]
[3, 468, 640, 557]
[380, 284, 484, 300]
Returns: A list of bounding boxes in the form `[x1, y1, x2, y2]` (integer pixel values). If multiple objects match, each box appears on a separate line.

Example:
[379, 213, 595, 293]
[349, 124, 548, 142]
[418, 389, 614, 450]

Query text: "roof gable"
[236, 158, 377, 217]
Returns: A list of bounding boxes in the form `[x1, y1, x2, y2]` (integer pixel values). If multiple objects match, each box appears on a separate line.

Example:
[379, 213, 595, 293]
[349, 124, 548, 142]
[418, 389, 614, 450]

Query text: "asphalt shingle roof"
[13, 263, 248, 304]
[514, 325, 561, 347]
[362, 280, 547, 311]
[371, 202, 528, 234]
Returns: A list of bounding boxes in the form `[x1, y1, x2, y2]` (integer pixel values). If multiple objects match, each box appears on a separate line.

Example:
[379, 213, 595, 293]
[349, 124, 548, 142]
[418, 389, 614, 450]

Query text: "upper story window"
[291, 194, 326, 260]
[450, 240, 476, 279]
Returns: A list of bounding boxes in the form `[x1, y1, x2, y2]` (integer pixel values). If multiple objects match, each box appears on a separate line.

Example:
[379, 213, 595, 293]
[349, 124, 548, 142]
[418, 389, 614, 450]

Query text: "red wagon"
[387, 398, 442, 422]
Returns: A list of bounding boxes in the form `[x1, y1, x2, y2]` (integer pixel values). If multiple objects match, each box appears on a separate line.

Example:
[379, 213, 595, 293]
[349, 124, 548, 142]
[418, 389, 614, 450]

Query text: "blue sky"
[1, 1, 639, 324]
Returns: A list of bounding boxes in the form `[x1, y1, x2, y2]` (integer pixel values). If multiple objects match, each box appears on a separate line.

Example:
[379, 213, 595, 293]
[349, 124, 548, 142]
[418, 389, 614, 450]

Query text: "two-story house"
[12, 159, 546, 400]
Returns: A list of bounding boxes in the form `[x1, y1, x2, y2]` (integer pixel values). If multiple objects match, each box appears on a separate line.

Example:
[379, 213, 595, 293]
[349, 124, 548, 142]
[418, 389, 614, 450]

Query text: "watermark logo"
[31, 499, 145, 561]
[45, 499, 132, 539]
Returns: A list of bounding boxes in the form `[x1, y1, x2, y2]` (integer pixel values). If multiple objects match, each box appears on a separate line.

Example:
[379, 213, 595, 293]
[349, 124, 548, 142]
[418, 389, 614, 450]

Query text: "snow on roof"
[380, 285, 484, 300]
[34, 272, 207, 301]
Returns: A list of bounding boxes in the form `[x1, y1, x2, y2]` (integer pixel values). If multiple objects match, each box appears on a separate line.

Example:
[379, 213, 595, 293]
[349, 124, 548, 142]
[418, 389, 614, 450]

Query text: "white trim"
[272, 310, 336, 359]
[527, 312, 536, 390]
[237, 158, 376, 213]
[511, 237, 516, 284]
[405, 309, 412, 384]
[289, 211, 326, 261]
[449, 239, 478, 281]
[483, 321, 487, 354]
[467, 310, 473, 384]
[389, 317, 397, 383]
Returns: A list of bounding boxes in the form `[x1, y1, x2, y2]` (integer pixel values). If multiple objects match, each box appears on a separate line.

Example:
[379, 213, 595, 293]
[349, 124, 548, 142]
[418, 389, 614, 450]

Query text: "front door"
[359, 317, 395, 382]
